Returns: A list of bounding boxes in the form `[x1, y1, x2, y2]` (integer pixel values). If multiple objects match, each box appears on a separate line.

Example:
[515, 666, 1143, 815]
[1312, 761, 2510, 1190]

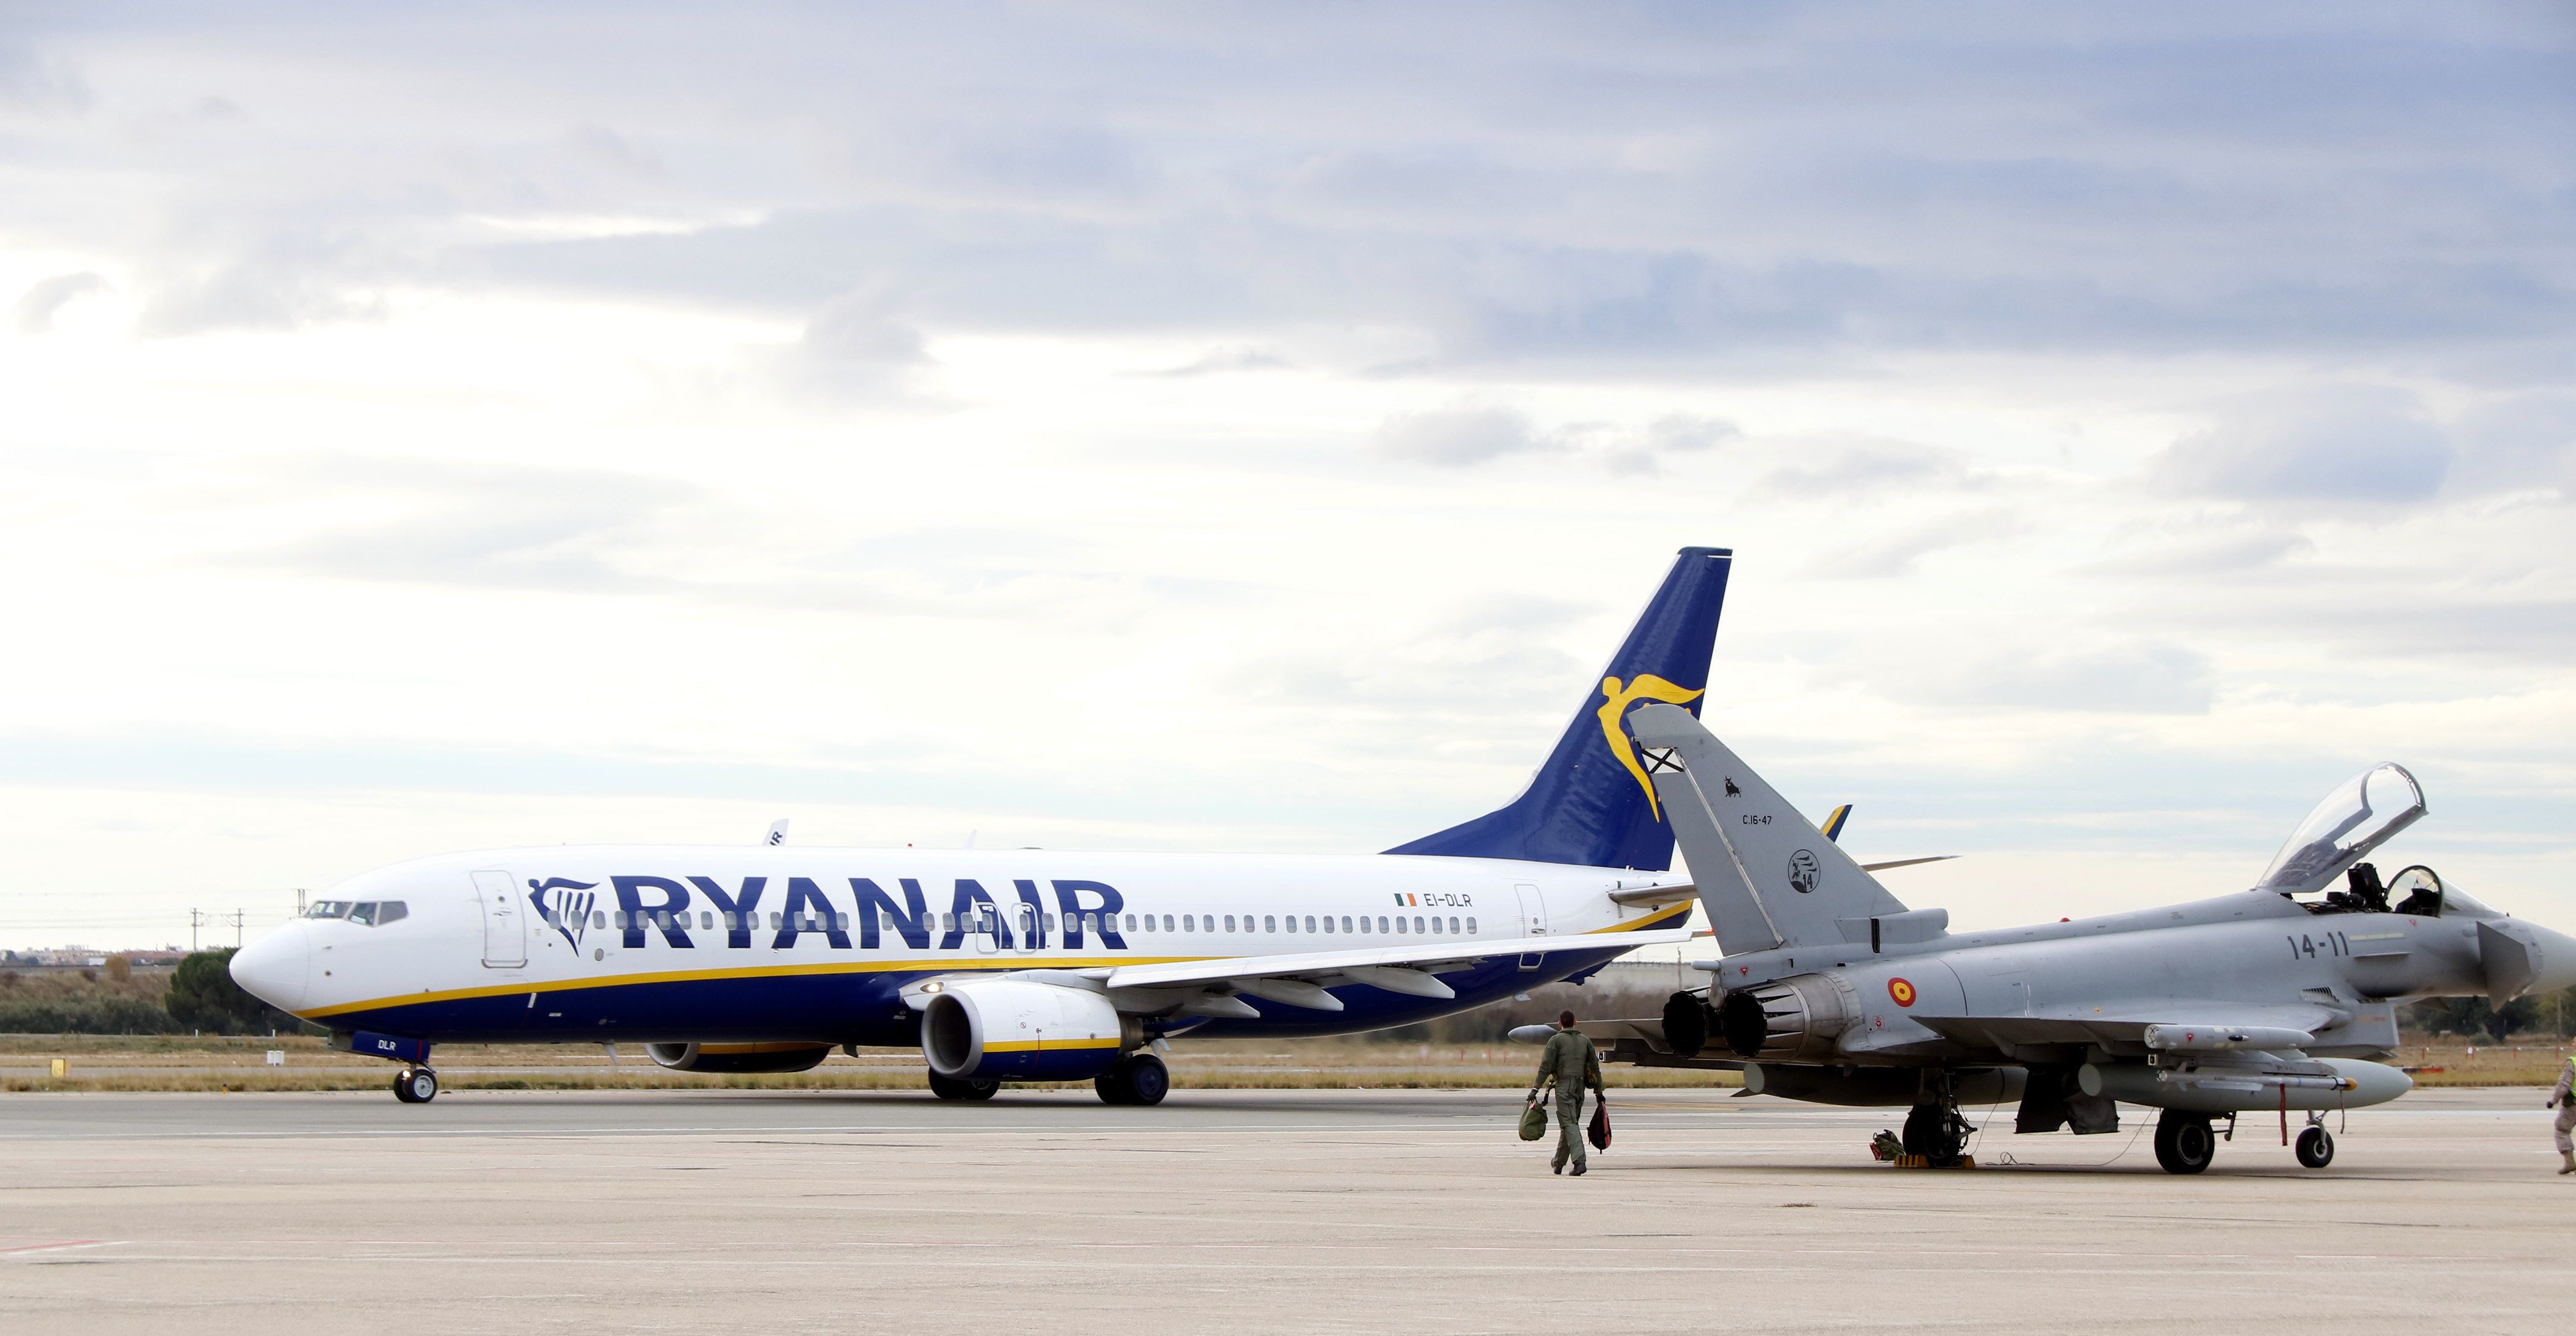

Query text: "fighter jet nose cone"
[229, 925, 311, 1013]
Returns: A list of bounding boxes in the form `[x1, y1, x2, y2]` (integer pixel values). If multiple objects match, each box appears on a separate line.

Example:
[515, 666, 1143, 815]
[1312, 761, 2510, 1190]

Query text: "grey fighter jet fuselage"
[1599, 705, 2576, 1174]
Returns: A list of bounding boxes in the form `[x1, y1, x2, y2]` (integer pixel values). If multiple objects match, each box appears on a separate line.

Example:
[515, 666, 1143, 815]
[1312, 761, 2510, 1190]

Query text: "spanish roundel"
[1887, 977, 1916, 1007]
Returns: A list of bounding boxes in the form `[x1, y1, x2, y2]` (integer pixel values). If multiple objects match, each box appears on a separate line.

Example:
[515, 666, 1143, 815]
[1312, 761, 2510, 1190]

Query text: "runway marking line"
[0, 1240, 122, 1258]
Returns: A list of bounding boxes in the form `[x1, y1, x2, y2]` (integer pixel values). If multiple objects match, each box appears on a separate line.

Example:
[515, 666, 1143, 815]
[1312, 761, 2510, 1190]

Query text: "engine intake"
[1717, 974, 1855, 1062]
[922, 979, 1133, 1082]
[645, 1042, 833, 1074]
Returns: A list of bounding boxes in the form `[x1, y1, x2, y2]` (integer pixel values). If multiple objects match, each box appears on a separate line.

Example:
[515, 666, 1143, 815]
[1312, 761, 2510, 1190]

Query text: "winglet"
[1820, 804, 1851, 842]
[765, 819, 789, 848]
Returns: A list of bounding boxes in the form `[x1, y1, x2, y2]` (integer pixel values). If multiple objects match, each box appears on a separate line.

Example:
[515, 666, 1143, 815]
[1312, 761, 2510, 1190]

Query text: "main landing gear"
[1094, 1053, 1170, 1106]
[1901, 1071, 1974, 1167]
[927, 1072, 999, 1101]
[392, 1066, 440, 1103]
[2153, 1109, 2215, 1174]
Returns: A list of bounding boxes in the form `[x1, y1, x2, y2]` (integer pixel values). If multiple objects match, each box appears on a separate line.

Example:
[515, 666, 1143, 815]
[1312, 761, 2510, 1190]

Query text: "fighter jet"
[1561, 705, 2576, 1174]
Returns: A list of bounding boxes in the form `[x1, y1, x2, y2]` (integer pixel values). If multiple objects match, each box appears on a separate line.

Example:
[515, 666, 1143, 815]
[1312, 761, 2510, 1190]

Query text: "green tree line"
[0, 950, 306, 1035]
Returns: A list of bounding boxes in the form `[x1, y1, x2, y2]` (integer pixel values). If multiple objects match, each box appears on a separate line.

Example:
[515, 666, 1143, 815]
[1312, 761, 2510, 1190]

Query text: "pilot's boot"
[2557, 1150, 2572, 1176]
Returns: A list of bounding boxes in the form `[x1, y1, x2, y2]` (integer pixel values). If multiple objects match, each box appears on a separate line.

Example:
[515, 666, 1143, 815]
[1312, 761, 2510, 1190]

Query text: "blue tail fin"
[1385, 546, 1732, 871]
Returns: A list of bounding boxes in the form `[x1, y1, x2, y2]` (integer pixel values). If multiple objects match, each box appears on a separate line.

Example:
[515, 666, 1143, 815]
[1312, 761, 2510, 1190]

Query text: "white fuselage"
[231, 846, 1691, 1044]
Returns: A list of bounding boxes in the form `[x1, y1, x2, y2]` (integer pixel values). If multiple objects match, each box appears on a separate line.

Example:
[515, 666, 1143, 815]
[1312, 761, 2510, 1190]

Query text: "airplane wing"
[1907, 1003, 2345, 1052]
[1098, 925, 1696, 1004]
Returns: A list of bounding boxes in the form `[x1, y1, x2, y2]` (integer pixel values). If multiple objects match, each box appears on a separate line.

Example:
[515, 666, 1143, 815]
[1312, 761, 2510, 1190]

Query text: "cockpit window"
[2384, 865, 2499, 921]
[2257, 762, 2426, 895]
[306, 900, 405, 925]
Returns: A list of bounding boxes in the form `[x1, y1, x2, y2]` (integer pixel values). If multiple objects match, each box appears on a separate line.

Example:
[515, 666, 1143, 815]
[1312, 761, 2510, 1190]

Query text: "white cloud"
[2151, 385, 2453, 507]
[2, 5, 2574, 945]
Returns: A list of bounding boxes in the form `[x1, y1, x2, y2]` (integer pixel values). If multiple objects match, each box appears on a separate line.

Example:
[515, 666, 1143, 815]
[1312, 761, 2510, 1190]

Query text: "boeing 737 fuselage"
[229, 549, 1735, 1105]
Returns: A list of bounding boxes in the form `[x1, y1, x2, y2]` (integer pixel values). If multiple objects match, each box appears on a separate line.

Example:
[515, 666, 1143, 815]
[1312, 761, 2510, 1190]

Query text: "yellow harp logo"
[1597, 673, 1705, 818]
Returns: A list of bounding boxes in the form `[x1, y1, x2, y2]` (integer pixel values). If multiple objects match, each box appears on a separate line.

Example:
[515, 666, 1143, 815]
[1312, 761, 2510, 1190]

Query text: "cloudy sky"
[3, 3, 2572, 951]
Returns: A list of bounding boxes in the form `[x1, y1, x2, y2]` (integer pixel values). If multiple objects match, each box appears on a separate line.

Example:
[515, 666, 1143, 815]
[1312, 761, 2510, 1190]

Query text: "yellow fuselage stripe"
[297, 903, 1688, 1022]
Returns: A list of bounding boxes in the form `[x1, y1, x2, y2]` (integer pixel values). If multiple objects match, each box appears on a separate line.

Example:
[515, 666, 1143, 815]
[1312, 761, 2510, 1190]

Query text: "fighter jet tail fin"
[1627, 703, 1910, 954]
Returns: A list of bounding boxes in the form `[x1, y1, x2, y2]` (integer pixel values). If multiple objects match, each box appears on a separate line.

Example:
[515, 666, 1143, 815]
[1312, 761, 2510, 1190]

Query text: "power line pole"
[189, 909, 207, 952]
[226, 910, 245, 949]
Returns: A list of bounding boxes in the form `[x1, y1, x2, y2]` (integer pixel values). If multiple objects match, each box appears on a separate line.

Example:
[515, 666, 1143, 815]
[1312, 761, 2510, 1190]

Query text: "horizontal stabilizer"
[1858, 854, 1957, 873]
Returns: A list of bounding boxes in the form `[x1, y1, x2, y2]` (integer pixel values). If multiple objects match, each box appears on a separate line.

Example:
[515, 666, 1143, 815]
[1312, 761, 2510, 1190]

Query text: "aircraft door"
[473, 869, 526, 968]
[1515, 883, 1548, 936]
[1514, 883, 1546, 971]
[971, 907, 1000, 955]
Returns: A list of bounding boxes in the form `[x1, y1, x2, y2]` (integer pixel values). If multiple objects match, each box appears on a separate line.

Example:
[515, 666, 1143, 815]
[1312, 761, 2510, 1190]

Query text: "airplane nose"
[229, 924, 312, 1014]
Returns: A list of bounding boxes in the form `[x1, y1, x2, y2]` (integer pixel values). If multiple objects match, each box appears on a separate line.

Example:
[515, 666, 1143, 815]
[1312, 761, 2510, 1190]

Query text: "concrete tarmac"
[4, 1086, 2569, 1334]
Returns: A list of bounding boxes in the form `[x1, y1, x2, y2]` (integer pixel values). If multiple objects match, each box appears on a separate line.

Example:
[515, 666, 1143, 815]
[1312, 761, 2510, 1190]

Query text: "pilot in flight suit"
[1529, 1012, 1603, 1176]
[2549, 1057, 2575, 1175]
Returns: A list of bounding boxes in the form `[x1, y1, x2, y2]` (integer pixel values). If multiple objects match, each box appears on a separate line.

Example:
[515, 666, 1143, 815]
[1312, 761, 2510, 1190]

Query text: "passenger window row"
[576, 907, 1479, 940]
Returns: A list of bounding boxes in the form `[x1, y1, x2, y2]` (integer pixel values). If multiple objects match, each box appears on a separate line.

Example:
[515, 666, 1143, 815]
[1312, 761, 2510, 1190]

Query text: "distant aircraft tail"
[1384, 547, 1733, 871]
[1626, 702, 1921, 954]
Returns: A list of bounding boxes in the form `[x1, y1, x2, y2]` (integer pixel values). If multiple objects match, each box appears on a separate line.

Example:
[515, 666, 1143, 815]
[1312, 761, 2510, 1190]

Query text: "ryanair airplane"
[229, 549, 1732, 1105]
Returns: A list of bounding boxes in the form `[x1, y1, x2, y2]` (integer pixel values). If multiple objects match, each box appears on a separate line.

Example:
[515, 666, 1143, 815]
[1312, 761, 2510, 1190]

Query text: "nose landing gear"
[392, 1067, 440, 1103]
[2296, 1118, 2335, 1169]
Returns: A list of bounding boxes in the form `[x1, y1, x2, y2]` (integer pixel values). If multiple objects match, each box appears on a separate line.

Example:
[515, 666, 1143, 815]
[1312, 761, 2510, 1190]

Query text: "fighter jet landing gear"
[2154, 1109, 2216, 1174]
[926, 1072, 1000, 1101]
[1094, 1053, 1170, 1106]
[2296, 1116, 2336, 1169]
[1901, 1072, 1974, 1167]
[392, 1067, 440, 1103]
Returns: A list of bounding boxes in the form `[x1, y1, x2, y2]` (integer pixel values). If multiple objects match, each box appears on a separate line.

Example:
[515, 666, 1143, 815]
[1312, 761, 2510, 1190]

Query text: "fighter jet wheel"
[2154, 1109, 2215, 1174]
[2294, 1125, 2335, 1170]
[394, 1067, 438, 1104]
[1901, 1100, 1972, 1166]
[927, 1072, 1000, 1101]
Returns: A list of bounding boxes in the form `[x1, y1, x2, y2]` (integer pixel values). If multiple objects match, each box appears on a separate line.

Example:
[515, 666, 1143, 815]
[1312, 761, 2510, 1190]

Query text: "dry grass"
[2392, 1042, 2575, 1087]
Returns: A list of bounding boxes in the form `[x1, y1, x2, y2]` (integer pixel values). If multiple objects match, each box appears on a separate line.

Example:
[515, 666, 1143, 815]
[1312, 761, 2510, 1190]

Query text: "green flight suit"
[1530, 1027, 1603, 1172]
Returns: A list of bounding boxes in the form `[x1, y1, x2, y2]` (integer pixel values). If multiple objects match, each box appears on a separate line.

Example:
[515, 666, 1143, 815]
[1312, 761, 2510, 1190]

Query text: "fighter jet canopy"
[2256, 762, 2426, 895]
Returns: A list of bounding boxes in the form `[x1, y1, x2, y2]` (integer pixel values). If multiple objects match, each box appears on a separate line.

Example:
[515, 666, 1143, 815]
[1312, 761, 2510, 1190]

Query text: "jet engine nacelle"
[1717, 974, 1855, 1062]
[921, 979, 1134, 1082]
[645, 1042, 835, 1074]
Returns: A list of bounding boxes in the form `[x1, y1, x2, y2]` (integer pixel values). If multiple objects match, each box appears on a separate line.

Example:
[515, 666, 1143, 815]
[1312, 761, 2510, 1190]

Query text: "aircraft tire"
[927, 1072, 1000, 1101]
[1094, 1054, 1169, 1106]
[2295, 1126, 2334, 1170]
[2153, 1110, 2214, 1174]
[395, 1067, 438, 1104]
[1124, 1054, 1170, 1106]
